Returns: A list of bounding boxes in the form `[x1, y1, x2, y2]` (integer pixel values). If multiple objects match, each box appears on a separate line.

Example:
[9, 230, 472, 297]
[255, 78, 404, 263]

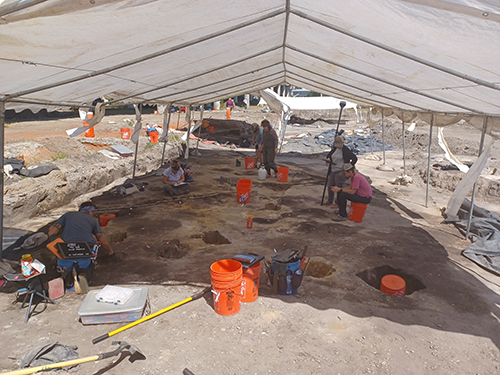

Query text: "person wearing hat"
[331, 163, 372, 221]
[259, 119, 279, 177]
[251, 122, 264, 167]
[325, 135, 357, 208]
[48, 201, 114, 288]
[48, 201, 114, 256]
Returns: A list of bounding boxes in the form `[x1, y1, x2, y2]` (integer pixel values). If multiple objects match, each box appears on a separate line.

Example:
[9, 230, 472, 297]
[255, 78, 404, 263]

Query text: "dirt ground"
[1, 107, 500, 375]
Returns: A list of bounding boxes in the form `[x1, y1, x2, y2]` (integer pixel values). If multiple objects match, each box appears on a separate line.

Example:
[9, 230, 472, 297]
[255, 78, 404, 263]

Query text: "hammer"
[1, 341, 145, 375]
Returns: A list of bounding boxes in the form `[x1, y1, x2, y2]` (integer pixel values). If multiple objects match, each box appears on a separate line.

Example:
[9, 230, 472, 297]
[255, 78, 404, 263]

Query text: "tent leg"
[402, 114, 406, 176]
[425, 113, 434, 208]
[465, 116, 488, 240]
[161, 106, 172, 166]
[132, 104, 142, 180]
[185, 107, 192, 160]
[382, 113, 386, 165]
[194, 107, 204, 154]
[0, 101, 4, 261]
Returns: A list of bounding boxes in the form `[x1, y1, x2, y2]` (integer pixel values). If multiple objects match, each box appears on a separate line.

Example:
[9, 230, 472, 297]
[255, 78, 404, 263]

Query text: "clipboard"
[232, 252, 265, 269]
[56, 242, 93, 259]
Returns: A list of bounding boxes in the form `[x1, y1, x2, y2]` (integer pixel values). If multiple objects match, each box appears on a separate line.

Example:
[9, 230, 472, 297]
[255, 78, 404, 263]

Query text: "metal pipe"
[185, 107, 192, 160]
[161, 106, 172, 166]
[0, 101, 4, 261]
[425, 113, 434, 207]
[194, 107, 204, 154]
[382, 112, 386, 165]
[465, 116, 488, 240]
[402, 114, 406, 176]
[132, 104, 142, 180]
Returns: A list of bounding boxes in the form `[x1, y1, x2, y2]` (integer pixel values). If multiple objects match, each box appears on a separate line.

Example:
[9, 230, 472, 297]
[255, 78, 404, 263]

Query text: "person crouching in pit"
[163, 159, 190, 196]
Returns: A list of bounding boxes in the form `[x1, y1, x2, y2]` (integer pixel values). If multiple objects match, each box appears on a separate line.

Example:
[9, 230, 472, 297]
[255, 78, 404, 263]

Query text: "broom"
[72, 267, 82, 294]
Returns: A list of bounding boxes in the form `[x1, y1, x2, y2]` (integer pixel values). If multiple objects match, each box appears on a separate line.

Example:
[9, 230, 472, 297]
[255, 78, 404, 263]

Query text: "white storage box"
[78, 286, 148, 325]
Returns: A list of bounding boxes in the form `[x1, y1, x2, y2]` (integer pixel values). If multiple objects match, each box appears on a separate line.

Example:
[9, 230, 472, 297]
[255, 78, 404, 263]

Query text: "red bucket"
[348, 202, 368, 223]
[245, 157, 255, 170]
[380, 274, 406, 296]
[241, 262, 262, 303]
[211, 260, 243, 316]
[150, 131, 159, 143]
[277, 167, 289, 182]
[121, 128, 130, 140]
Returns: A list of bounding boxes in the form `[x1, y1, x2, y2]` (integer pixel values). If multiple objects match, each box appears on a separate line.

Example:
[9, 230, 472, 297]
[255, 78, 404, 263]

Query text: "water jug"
[258, 166, 267, 180]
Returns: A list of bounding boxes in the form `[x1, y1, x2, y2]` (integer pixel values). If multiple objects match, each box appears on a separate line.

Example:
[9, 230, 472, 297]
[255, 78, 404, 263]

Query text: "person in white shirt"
[163, 160, 190, 195]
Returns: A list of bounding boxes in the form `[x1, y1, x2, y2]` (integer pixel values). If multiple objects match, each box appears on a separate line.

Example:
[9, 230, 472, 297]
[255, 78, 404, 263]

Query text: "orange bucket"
[202, 120, 210, 128]
[380, 274, 406, 296]
[150, 131, 159, 143]
[84, 113, 94, 138]
[245, 157, 255, 170]
[121, 128, 131, 140]
[348, 202, 368, 223]
[99, 213, 116, 227]
[237, 184, 251, 204]
[210, 260, 243, 316]
[277, 167, 289, 182]
[226, 108, 231, 119]
[241, 262, 262, 303]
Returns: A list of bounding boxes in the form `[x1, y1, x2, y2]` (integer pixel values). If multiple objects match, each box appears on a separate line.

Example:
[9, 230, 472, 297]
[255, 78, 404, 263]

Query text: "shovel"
[1, 341, 145, 375]
[93, 287, 210, 344]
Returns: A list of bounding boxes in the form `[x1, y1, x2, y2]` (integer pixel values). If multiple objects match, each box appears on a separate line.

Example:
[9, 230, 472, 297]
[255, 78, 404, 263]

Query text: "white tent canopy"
[1, 0, 500, 136]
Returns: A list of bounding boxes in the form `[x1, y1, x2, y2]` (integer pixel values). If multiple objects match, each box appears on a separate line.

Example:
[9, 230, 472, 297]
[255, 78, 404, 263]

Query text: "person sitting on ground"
[163, 159, 190, 196]
[325, 135, 357, 208]
[48, 201, 114, 287]
[331, 163, 372, 221]
[251, 122, 264, 167]
[259, 119, 279, 177]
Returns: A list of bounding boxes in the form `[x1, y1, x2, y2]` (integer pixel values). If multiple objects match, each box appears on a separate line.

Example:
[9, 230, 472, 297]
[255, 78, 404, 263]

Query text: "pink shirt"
[351, 173, 372, 198]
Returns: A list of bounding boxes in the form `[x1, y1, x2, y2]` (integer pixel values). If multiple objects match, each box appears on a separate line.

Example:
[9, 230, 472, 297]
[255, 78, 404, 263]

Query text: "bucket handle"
[211, 285, 243, 303]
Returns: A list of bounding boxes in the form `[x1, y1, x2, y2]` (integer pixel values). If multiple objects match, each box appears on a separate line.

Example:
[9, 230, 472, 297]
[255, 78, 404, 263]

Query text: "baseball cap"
[79, 202, 96, 211]
[341, 163, 355, 173]
[333, 136, 344, 148]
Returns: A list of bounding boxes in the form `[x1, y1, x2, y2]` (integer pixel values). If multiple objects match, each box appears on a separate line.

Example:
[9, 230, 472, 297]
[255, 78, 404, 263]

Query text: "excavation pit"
[305, 259, 335, 278]
[202, 231, 231, 245]
[356, 265, 425, 296]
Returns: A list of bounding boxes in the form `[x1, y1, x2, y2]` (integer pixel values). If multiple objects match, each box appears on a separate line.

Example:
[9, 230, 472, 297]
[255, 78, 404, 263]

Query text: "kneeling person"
[163, 159, 190, 196]
[331, 163, 372, 221]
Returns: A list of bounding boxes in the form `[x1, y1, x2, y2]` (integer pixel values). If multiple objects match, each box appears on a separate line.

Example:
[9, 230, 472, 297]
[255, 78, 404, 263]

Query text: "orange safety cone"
[84, 113, 94, 138]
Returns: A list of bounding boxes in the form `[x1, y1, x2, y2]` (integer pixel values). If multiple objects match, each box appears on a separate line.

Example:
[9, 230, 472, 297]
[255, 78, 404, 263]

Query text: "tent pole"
[465, 116, 488, 240]
[0, 101, 4, 261]
[194, 107, 204, 154]
[402, 113, 406, 176]
[425, 113, 434, 208]
[185, 107, 192, 160]
[161, 106, 172, 166]
[132, 104, 142, 180]
[382, 112, 386, 165]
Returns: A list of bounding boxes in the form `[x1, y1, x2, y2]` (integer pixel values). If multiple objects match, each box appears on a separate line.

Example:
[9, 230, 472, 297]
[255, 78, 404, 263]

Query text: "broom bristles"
[73, 267, 82, 294]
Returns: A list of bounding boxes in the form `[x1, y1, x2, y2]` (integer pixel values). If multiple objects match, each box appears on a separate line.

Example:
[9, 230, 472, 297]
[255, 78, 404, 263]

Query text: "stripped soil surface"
[1, 107, 500, 375]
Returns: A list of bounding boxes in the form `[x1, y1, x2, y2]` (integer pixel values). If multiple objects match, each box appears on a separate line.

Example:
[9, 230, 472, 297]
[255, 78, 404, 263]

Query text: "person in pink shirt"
[331, 163, 372, 221]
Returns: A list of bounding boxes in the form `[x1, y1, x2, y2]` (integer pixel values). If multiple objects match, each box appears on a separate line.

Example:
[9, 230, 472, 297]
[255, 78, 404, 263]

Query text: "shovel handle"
[1, 356, 99, 375]
[92, 287, 211, 345]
